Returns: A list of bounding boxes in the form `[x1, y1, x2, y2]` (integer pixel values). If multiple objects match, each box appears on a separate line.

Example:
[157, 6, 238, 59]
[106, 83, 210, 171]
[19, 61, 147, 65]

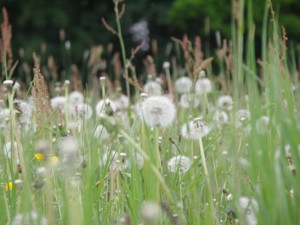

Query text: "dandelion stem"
[3, 189, 11, 224]
[165, 67, 174, 96]
[154, 127, 161, 200]
[64, 83, 69, 129]
[198, 136, 216, 223]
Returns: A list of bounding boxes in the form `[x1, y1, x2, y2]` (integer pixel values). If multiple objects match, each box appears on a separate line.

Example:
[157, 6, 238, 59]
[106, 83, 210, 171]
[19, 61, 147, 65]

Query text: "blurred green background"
[1, 0, 300, 74]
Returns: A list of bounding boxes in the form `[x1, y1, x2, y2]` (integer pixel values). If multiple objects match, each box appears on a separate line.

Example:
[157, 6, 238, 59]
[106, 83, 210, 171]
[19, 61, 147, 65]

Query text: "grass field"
[0, 0, 300, 224]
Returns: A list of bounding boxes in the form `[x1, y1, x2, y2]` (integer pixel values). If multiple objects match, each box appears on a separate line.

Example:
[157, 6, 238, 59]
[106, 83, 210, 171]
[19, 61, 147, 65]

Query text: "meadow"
[0, 0, 300, 224]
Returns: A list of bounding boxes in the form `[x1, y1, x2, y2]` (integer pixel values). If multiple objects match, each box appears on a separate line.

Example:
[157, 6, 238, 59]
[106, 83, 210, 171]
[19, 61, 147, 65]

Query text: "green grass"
[0, 0, 300, 224]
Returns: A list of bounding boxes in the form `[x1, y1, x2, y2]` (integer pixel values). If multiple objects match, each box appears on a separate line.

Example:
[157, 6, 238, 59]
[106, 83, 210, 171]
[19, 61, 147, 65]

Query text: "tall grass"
[0, 0, 299, 225]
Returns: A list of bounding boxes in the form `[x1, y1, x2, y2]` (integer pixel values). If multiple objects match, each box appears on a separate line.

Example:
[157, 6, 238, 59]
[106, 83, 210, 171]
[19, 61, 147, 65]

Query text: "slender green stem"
[119, 129, 172, 201]
[154, 127, 161, 200]
[114, 1, 130, 98]
[199, 136, 215, 224]
[64, 83, 69, 128]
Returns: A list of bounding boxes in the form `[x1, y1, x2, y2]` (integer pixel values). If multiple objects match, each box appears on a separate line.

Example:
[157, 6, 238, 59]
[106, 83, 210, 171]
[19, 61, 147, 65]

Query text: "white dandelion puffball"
[51, 96, 66, 112]
[95, 99, 116, 116]
[181, 117, 211, 140]
[14, 99, 33, 124]
[12, 211, 48, 225]
[3, 141, 21, 160]
[255, 116, 270, 134]
[236, 109, 251, 128]
[143, 81, 162, 96]
[195, 78, 212, 94]
[113, 94, 129, 111]
[213, 110, 229, 126]
[0, 108, 10, 121]
[59, 137, 82, 176]
[238, 197, 258, 225]
[71, 103, 93, 120]
[175, 76, 193, 94]
[168, 155, 191, 174]
[180, 93, 200, 108]
[140, 201, 161, 223]
[69, 91, 84, 106]
[139, 95, 176, 128]
[94, 124, 110, 140]
[163, 61, 171, 69]
[218, 95, 233, 111]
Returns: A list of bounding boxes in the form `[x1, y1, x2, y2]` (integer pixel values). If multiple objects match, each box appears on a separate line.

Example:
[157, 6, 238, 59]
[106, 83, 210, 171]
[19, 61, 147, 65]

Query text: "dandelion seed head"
[236, 109, 250, 128]
[180, 93, 200, 108]
[143, 81, 162, 96]
[13, 82, 21, 92]
[99, 76, 106, 83]
[238, 197, 258, 225]
[167, 155, 191, 174]
[71, 103, 93, 120]
[35, 139, 51, 155]
[65, 40, 71, 50]
[181, 117, 211, 140]
[59, 137, 79, 155]
[14, 99, 33, 124]
[0, 108, 10, 120]
[59, 137, 82, 176]
[64, 80, 70, 87]
[3, 79, 13, 87]
[51, 96, 66, 113]
[139, 95, 176, 128]
[95, 99, 116, 116]
[255, 116, 270, 134]
[3, 141, 20, 161]
[113, 94, 129, 111]
[218, 95, 233, 111]
[140, 201, 161, 223]
[226, 193, 233, 201]
[175, 76, 193, 94]
[140, 92, 148, 100]
[163, 61, 171, 69]
[94, 124, 110, 140]
[129, 20, 150, 51]
[213, 110, 229, 126]
[195, 78, 212, 94]
[69, 91, 84, 106]
[36, 167, 47, 176]
[199, 70, 206, 78]
[14, 179, 22, 188]
[12, 211, 48, 225]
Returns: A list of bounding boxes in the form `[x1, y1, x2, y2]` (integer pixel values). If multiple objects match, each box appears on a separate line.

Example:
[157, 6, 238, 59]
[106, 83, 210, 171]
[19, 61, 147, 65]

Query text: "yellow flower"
[5, 181, 13, 191]
[35, 153, 45, 161]
[48, 156, 58, 165]
[35, 153, 58, 165]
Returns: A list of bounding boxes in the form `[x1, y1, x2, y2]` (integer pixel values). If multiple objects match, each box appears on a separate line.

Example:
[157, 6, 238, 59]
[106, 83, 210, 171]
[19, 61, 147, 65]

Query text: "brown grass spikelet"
[194, 36, 203, 68]
[31, 60, 52, 132]
[0, 7, 13, 70]
[144, 55, 156, 76]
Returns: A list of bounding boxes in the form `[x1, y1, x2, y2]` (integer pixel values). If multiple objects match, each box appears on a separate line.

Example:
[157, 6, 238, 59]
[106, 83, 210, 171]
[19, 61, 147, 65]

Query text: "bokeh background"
[1, 0, 300, 79]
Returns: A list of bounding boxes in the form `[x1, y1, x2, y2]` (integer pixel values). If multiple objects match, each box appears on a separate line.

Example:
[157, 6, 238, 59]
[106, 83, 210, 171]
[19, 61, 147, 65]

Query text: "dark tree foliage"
[1, 0, 299, 71]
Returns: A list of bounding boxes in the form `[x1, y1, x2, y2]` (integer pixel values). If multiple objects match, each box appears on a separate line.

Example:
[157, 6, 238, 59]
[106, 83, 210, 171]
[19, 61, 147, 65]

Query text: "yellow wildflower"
[5, 181, 13, 191]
